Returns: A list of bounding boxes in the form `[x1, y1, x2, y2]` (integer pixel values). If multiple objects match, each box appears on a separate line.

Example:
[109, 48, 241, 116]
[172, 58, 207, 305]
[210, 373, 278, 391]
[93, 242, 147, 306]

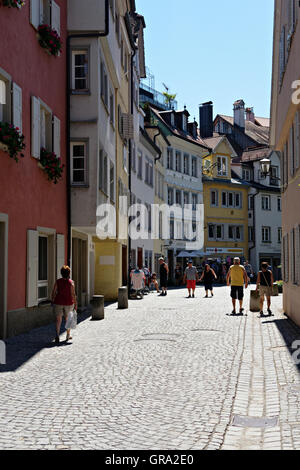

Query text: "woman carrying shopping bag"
[51, 265, 77, 344]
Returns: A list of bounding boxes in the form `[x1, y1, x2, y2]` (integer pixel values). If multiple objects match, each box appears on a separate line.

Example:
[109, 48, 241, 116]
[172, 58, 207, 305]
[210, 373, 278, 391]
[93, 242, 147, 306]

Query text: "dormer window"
[170, 113, 175, 127]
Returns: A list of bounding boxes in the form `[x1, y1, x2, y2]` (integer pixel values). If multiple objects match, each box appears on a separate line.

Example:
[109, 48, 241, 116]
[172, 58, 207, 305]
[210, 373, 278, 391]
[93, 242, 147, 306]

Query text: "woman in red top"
[51, 265, 77, 344]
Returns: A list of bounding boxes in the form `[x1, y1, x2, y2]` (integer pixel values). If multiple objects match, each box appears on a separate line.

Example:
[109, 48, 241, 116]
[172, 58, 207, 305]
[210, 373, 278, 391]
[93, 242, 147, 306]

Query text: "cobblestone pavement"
[0, 285, 300, 450]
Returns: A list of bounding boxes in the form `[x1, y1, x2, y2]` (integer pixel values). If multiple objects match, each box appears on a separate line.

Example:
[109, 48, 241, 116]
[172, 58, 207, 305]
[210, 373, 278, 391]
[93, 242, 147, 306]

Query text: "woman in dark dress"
[200, 264, 217, 298]
[159, 257, 169, 296]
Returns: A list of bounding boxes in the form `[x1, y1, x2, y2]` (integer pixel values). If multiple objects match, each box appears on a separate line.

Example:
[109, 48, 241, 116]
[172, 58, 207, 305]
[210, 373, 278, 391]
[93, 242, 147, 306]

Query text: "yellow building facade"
[202, 137, 249, 261]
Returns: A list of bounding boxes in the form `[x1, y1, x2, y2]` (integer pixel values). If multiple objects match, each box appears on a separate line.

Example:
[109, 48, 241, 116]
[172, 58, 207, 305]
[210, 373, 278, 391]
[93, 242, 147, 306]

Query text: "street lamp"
[260, 158, 271, 177]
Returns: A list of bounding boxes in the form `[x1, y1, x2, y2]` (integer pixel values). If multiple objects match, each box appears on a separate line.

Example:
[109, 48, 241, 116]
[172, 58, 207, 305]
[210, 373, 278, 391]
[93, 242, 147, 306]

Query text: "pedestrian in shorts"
[256, 262, 274, 317]
[226, 257, 248, 315]
[183, 260, 199, 298]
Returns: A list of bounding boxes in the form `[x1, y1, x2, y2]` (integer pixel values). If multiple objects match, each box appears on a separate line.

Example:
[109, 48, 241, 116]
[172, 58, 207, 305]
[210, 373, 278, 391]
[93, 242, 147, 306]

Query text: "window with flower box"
[30, 0, 60, 35]
[31, 96, 60, 159]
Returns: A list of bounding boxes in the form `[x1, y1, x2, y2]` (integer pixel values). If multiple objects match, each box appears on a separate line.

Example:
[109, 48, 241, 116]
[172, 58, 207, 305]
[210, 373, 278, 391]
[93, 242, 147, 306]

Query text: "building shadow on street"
[261, 316, 300, 373]
[0, 310, 92, 373]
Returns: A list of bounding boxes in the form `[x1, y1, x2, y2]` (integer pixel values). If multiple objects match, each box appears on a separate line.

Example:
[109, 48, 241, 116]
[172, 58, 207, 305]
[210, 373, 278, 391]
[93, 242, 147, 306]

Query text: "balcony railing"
[139, 82, 178, 111]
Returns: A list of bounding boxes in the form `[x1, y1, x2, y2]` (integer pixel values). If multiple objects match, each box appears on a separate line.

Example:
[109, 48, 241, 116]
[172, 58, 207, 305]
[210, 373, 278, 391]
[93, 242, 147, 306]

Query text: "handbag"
[261, 271, 276, 297]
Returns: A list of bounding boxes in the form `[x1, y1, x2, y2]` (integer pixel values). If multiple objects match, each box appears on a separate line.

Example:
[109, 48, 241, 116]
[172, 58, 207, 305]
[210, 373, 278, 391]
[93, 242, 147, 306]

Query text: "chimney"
[233, 99, 245, 129]
[246, 107, 255, 123]
[199, 101, 213, 138]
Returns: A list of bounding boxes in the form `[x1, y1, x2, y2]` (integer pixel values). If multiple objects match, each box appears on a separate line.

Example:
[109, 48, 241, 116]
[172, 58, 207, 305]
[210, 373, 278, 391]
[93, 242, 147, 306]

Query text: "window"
[192, 194, 197, 211]
[228, 192, 234, 207]
[30, 0, 60, 34]
[38, 235, 48, 302]
[0, 77, 9, 123]
[222, 192, 227, 207]
[170, 113, 175, 127]
[184, 154, 190, 175]
[262, 226, 271, 243]
[216, 225, 223, 240]
[100, 61, 108, 108]
[211, 190, 218, 207]
[184, 192, 189, 206]
[182, 114, 187, 132]
[277, 197, 282, 212]
[168, 188, 174, 206]
[71, 142, 87, 185]
[278, 227, 282, 243]
[176, 190, 182, 206]
[131, 141, 136, 172]
[217, 156, 227, 176]
[262, 195, 271, 211]
[192, 157, 197, 177]
[110, 161, 114, 202]
[99, 150, 108, 195]
[242, 168, 251, 181]
[208, 224, 215, 239]
[249, 227, 254, 242]
[31, 96, 60, 159]
[167, 148, 173, 170]
[123, 146, 127, 171]
[270, 166, 279, 186]
[72, 50, 89, 91]
[235, 193, 241, 208]
[137, 151, 142, 179]
[110, 89, 115, 126]
[115, 12, 120, 42]
[176, 151, 181, 172]
[248, 195, 254, 210]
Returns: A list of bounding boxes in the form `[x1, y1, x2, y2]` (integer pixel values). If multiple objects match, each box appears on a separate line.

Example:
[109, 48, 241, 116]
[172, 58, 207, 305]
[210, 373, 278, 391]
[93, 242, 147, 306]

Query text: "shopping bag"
[65, 310, 77, 330]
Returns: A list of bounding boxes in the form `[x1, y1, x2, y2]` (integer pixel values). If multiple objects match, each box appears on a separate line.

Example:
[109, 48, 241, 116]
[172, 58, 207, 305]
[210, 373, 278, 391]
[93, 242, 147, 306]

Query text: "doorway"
[0, 216, 8, 339]
[72, 237, 87, 307]
[137, 247, 143, 269]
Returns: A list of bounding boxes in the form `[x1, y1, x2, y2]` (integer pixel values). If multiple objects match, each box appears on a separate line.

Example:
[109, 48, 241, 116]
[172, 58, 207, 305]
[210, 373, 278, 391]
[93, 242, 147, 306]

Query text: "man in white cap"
[226, 257, 248, 315]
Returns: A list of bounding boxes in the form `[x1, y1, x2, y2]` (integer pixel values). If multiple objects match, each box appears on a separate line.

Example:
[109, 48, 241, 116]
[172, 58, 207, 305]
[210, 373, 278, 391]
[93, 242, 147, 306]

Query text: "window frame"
[71, 48, 90, 93]
[70, 140, 88, 187]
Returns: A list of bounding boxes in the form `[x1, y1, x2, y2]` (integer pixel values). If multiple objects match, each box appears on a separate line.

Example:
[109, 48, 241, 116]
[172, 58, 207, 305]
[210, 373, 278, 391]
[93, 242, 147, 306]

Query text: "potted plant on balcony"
[37, 24, 62, 57]
[0, 0, 25, 8]
[39, 148, 64, 184]
[0, 122, 25, 162]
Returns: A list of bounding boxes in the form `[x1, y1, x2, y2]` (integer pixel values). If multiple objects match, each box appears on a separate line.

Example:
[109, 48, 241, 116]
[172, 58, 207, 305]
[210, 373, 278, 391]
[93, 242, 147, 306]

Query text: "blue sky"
[135, 0, 274, 122]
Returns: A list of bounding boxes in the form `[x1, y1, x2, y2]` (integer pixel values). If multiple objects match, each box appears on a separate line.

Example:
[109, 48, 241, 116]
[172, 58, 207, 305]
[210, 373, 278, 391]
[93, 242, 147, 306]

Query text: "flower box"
[37, 25, 62, 57]
[0, 0, 24, 8]
[0, 122, 25, 162]
[39, 148, 64, 184]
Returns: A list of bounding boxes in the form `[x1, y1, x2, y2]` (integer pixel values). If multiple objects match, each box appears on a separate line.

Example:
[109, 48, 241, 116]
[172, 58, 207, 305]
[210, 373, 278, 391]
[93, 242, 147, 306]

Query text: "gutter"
[66, 0, 109, 266]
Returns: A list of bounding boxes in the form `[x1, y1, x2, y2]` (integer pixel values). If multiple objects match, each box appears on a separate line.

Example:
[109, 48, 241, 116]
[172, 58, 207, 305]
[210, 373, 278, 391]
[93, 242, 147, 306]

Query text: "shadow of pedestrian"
[0, 310, 91, 373]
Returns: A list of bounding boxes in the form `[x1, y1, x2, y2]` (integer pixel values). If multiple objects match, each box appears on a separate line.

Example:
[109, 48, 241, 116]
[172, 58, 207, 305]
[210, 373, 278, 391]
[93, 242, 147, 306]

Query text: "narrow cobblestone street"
[0, 286, 300, 450]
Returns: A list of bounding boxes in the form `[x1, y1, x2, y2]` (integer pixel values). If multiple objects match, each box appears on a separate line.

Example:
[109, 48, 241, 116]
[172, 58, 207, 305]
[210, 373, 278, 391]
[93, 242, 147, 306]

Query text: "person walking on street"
[200, 264, 217, 298]
[256, 262, 274, 317]
[183, 260, 199, 298]
[52, 265, 77, 344]
[244, 260, 254, 283]
[159, 257, 169, 296]
[226, 257, 248, 315]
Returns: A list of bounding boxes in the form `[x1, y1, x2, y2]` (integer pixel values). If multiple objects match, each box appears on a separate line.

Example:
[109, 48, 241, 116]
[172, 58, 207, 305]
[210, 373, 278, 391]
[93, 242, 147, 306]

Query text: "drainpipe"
[66, 0, 109, 266]
[248, 189, 259, 271]
[128, 46, 136, 294]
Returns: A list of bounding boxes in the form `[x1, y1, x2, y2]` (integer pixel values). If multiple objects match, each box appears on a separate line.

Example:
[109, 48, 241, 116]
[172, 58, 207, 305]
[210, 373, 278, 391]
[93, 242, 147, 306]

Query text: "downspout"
[128, 46, 137, 293]
[66, 0, 109, 266]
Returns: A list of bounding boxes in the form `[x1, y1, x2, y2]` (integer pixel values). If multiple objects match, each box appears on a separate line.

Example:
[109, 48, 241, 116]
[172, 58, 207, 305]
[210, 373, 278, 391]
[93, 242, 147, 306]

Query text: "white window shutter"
[27, 230, 38, 308]
[12, 83, 22, 134]
[53, 116, 61, 157]
[56, 234, 65, 279]
[30, 0, 40, 29]
[31, 96, 40, 159]
[51, 0, 61, 35]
